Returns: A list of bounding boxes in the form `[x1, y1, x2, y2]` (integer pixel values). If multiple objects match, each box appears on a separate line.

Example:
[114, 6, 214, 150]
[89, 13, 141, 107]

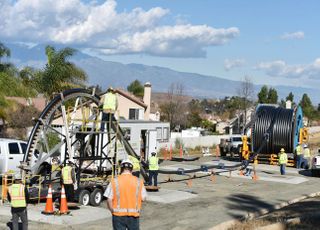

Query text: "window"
[163, 128, 169, 140]
[21, 143, 27, 154]
[156, 128, 162, 140]
[129, 108, 144, 120]
[129, 109, 139, 120]
[9, 143, 20, 154]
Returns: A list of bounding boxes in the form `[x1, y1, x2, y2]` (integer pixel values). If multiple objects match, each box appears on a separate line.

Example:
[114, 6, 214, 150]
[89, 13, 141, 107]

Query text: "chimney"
[143, 82, 151, 120]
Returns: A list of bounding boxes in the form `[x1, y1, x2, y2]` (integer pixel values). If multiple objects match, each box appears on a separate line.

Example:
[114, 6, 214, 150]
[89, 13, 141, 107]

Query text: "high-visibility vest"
[304, 148, 311, 158]
[9, 184, 26, 208]
[296, 145, 302, 155]
[129, 156, 140, 171]
[111, 174, 143, 217]
[149, 156, 159, 171]
[62, 166, 73, 184]
[279, 153, 288, 164]
[103, 92, 117, 112]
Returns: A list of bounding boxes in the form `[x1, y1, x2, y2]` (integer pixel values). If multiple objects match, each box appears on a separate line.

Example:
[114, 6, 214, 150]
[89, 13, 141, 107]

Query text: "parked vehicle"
[0, 138, 27, 174]
[219, 135, 242, 158]
[311, 148, 320, 177]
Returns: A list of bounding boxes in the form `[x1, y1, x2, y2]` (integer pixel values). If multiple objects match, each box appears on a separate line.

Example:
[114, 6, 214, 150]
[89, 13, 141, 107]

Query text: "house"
[103, 82, 157, 121]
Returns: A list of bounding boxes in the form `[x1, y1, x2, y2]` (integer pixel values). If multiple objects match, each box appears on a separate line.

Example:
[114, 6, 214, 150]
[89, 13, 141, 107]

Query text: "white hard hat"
[121, 159, 133, 168]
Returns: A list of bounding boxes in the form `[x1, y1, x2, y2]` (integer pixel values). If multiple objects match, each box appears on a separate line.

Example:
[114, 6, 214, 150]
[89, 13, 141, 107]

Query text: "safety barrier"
[270, 154, 295, 167]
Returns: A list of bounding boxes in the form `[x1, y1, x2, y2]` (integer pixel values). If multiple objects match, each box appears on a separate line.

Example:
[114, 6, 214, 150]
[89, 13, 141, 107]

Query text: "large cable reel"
[251, 105, 303, 154]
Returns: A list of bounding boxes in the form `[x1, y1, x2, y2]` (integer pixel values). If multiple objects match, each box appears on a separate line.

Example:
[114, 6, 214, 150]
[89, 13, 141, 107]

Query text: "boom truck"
[18, 88, 158, 206]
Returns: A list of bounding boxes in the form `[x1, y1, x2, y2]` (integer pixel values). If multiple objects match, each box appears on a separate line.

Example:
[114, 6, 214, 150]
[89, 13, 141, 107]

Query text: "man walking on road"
[148, 152, 159, 187]
[104, 159, 147, 230]
[278, 148, 288, 175]
[7, 175, 29, 230]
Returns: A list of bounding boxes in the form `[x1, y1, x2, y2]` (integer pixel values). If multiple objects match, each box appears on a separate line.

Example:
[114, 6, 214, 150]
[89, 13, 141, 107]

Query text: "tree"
[159, 82, 187, 130]
[38, 46, 87, 99]
[300, 93, 314, 119]
[0, 42, 12, 72]
[237, 76, 254, 127]
[187, 99, 203, 128]
[127, 80, 144, 97]
[267, 87, 278, 104]
[286, 92, 294, 102]
[258, 85, 268, 103]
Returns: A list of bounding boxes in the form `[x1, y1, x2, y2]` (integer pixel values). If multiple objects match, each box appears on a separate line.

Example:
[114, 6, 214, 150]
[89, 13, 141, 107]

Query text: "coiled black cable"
[252, 105, 294, 154]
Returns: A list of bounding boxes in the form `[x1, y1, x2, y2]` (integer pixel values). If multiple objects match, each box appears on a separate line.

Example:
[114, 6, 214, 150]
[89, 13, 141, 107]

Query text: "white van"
[0, 138, 27, 174]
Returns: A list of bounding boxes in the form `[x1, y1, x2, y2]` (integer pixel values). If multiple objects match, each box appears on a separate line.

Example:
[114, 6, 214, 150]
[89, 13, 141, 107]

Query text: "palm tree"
[0, 42, 12, 72]
[39, 46, 87, 99]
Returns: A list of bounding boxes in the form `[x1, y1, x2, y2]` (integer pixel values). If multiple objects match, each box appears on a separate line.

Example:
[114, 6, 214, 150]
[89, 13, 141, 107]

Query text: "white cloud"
[224, 58, 246, 71]
[280, 31, 305, 40]
[255, 59, 320, 79]
[0, 0, 240, 58]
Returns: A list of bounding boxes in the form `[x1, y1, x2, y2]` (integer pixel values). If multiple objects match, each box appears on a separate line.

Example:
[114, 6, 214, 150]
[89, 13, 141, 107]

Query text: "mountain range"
[5, 43, 320, 103]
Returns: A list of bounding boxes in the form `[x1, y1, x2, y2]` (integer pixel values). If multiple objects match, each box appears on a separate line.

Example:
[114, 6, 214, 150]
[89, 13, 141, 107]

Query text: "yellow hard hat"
[280, 148, 285, 152]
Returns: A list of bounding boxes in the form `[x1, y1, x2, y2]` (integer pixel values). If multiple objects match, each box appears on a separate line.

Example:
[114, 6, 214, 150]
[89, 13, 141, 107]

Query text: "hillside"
[6, 43, 320, 103]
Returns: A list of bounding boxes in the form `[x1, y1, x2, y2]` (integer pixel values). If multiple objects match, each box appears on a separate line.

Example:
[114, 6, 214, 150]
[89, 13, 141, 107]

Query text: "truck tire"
[90, 188, 103, 206]
[79, 189, 90, 206]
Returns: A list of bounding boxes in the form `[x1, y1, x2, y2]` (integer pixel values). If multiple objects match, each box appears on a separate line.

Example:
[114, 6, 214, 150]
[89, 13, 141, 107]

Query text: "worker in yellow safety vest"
[61, 162, 76, 202]
[295, 143, 303, 169]
[7, 175, 29, 230]
[303, 144, 311, 168]
[148, 152, 159, 187]
[278, 148, 288, 175]
[128, 155, 141, 178]
[104, 159, 147, 229]
[100, 87, 118, 133]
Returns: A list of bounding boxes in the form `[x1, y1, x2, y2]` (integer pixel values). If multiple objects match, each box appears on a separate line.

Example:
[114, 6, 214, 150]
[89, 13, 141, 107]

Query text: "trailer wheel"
[79, 189, 90, 206]
[90, 188, 103, 206]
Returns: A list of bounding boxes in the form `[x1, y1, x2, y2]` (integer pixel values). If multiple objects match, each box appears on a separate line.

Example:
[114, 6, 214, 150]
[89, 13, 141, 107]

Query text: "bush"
[175, 138, 184, 149]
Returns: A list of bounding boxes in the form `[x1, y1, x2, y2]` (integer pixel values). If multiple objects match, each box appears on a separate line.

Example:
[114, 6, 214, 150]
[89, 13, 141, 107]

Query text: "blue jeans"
[148, 170, 158, 186]
[296, 155, 302, 168]
[280, 164, 286, 175]
[112, 215, 139, 230]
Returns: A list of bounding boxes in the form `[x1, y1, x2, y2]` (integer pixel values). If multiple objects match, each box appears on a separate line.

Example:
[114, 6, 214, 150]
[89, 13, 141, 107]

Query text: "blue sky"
[1, 0, 320, 88]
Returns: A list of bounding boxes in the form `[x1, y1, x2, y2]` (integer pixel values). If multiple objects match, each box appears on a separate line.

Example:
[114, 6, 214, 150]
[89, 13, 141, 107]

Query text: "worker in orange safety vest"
[104, 159, 147, 230]
[7, 175, 29, 230]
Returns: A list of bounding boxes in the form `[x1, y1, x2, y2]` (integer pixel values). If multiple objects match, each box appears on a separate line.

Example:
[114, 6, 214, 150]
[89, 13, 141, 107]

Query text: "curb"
[209, 191, 320, 230]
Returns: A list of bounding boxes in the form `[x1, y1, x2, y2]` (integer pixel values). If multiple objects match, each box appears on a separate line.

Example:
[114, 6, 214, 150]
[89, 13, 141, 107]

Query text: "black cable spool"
[252, 105, 294, 154]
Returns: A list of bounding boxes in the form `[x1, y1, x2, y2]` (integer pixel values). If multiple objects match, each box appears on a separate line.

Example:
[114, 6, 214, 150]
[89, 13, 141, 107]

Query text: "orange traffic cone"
[59, 185, 70, 215]
[252, 170, 259, 181]
[42, 184, 55, 215]
[179, 145, 183, 157]
[187, 178, 192, 188]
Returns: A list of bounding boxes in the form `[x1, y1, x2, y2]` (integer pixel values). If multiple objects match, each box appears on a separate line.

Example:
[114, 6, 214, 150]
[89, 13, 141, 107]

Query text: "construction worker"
[100, 87, 118, 132]
[240, 136, 250, 176]
[303, 144, 311, 168]
[61, 161, 76, 202]
[148, 152, 159, 187]
[278, 148, 288, 175]
[7, 175, 29, 230]
[104, 159, 147, 230]
[128, 155, 141, 178]
[295, 143, 303, 169]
